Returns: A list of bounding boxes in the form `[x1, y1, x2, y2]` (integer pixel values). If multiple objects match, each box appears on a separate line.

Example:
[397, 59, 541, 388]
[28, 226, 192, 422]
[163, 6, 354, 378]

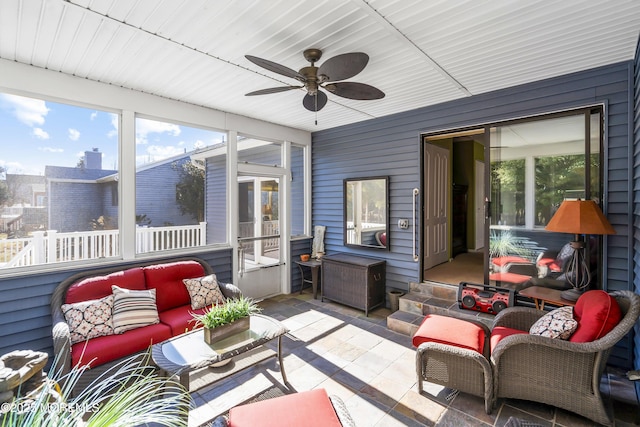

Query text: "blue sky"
[0, 93, 225, 176]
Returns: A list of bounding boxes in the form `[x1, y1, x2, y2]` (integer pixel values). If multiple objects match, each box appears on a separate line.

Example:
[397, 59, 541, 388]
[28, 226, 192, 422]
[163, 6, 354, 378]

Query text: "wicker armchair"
[491, 290, 640, 426]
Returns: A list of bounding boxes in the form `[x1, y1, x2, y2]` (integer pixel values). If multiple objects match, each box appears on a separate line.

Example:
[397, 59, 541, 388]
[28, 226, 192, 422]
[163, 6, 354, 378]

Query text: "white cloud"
[135, 118, 181, 145]
[107, 113, 119, 138]
[68, 128, 80, 141]
[90, 111, 98, 120]
[32, 128, 50, 140]
[39, 147, 63, 153]
[0, 93, 49, 127]
[194, 140, 206, 149]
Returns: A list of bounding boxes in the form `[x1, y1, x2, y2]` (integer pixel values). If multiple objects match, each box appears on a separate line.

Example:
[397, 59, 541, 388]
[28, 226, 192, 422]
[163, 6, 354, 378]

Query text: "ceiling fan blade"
[302, 91, 328, 112]
[325, 82, 385, 100]
[245, 86, 302, 96]
[318, 52, 369, 82]
[245, 55, 304, 81]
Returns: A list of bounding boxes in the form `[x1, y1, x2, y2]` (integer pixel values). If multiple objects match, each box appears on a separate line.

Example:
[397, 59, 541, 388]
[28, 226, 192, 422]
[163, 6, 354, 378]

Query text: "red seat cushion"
[412, 314, 485, 354]
[489, 272, 531, 284]
[228, 389, 342, 427]
[492, 256, 529, 267]
[143, 261, 206, 312]
[569, 290, 622, 343]
[159, 305, 207, 335]
[66, 267, 146, 303]
[490, 326, 528, 351]
[71, 322, 172, 368]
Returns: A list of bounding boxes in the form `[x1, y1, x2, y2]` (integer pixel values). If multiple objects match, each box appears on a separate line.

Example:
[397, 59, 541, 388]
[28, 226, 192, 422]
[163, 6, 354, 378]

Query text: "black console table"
[321, 253, 386, 316]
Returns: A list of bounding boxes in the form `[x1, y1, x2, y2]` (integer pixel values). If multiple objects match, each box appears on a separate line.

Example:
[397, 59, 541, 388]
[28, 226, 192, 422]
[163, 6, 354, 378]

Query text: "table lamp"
[544, 199, 615, 301]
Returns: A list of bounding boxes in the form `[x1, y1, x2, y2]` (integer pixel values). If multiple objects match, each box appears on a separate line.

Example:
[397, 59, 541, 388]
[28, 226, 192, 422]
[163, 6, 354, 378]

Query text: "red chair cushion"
[71, 322, 172, 368]
[569, 290, 622, 343]
[228, 389, 342, 427]
[492, 256, 529, 267]
[143, 261, 206, 312]
[490, 326, 528, 351]
[412, 314, 485, 354]
[489, 272, 531, 284]
[159, 305, 207, 335]
[66, 267, 146, 303]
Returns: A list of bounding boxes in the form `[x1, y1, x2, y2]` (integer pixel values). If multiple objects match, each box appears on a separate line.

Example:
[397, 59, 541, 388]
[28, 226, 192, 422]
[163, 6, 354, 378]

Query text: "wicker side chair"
[491, 290, 640, 426]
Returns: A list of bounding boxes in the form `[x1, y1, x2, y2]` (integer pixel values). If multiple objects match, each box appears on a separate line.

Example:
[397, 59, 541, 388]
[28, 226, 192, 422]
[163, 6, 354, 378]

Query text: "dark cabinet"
[321, 253, 386, 316]
[452, 184, 468, 258]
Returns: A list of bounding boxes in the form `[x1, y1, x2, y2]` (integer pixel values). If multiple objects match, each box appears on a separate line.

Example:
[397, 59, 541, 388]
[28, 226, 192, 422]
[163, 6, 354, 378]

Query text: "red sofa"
[50, 257, 241, 393]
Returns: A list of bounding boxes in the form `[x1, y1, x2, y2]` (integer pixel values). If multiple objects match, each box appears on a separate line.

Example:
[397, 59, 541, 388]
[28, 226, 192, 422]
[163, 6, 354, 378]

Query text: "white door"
[475, 160, 485, 250]
[423, 143, 449, 269]
[237, 176, 282, 299]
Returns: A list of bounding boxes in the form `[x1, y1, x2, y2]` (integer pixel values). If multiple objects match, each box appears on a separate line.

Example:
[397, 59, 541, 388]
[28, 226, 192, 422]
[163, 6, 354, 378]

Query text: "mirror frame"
[343, 176, 390, 251]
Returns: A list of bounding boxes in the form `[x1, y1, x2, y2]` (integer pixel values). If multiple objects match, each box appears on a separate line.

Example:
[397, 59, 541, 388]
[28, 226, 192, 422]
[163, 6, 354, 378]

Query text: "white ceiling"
[1, 0, 639, 132]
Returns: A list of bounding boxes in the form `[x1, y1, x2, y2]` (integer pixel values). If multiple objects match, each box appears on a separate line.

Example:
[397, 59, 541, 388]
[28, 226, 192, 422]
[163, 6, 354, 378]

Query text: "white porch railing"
[1, 222, 206, 268]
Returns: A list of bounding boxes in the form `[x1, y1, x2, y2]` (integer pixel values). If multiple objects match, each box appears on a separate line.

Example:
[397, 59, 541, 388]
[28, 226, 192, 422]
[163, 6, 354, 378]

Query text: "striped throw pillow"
[111, 285, 159, 334]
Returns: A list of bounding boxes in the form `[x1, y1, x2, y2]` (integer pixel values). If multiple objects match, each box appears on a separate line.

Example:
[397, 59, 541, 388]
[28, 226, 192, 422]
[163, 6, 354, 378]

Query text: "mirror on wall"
[344, 176, 389, 250]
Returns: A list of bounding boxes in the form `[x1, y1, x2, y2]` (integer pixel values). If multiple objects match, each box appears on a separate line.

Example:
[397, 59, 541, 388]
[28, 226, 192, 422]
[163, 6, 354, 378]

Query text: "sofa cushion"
[228, 389, 343, 427]
[412, 314, 485, 354]
[62, 295, 115, 344]
[65, 267, 146, 304]
[71, 322, 172, 368]
[143, 261, 206, 312]
[490, 326, 528, 352]
[160, 305, 207, 335]
[570, 290, 622, 343]
[183, 274, 227, 310]
[112, 286, 160, 334]
[529, 306, 578, 340]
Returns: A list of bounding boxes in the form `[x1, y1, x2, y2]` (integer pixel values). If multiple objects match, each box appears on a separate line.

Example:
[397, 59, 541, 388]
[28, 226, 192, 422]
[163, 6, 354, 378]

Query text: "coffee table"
[151, 314, 289, 391]
[518, 286, 576, 310]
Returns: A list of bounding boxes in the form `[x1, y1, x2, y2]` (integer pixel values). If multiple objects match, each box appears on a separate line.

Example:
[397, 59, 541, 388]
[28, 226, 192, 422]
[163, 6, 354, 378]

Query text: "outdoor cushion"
[159, 305, 208, 335]
[412, 314, 485, 354]
[65, 267, 146, 304]
[529, 306, 578, 340]
[62, 295, 115, 344]
[228, 389, 342, 427]
[144, 261, 205, 312]
[489, 272, 531, 284]
[490, 326, 528, 351]
[71, 322, 172, 368]
[183, 273, 227, 310]
[570, 290, 622, 343]
[111, 286, 160, 334]
[492, 256, 530, 267]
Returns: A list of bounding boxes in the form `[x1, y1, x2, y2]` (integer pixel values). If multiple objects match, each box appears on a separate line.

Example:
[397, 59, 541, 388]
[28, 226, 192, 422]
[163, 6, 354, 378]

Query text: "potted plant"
[0, 353, 190, 427]
[191, 296, 262, 344]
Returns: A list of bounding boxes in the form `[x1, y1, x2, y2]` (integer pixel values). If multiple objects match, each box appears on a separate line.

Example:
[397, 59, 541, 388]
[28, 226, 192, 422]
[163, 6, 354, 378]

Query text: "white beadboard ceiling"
[1, 0, 639, 132]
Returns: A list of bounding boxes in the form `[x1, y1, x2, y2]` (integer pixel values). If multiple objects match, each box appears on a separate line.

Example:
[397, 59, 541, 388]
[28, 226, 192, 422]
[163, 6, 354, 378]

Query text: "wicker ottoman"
[413, 314, 493, 414]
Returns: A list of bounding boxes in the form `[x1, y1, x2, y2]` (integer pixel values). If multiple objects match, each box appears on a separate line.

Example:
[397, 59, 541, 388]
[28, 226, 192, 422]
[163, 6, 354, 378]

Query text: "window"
[0, 92, 119, 268]
[135, 117, 227, 254]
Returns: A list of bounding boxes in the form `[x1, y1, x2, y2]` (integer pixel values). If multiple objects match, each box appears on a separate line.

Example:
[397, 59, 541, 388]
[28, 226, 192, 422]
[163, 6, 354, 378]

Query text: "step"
[387, 283, 496, 336]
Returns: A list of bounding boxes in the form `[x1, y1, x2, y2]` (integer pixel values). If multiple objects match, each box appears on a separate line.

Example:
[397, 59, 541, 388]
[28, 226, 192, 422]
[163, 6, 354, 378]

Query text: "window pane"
[534, 154, 586, 226]
[0, 93, 119, 268]
[135, 117, 226, 253]
[237, 136, 282, 167]
[291, 144, 305, 236]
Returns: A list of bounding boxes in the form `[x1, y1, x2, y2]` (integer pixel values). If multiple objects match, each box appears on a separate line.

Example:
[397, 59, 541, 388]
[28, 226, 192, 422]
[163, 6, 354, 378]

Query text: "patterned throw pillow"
[62, 295, 115, 345]
[183, 274, 227, 310]
[529, 306, 578, 340]
[111, 285, 159, 334]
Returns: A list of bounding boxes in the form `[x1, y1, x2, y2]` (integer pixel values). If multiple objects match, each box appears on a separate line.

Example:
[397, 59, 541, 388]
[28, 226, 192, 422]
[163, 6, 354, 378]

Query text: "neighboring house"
[45, 149, 198, 232]
[1, 174, 47, 233]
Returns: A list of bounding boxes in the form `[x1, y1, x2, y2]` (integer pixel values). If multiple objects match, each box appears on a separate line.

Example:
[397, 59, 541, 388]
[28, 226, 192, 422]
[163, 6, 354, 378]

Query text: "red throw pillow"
[569, 290, 622, 343]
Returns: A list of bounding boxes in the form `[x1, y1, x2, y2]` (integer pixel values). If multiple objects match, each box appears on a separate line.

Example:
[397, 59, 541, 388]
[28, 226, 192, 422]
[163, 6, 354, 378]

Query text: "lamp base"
[560, 287, 583, 302]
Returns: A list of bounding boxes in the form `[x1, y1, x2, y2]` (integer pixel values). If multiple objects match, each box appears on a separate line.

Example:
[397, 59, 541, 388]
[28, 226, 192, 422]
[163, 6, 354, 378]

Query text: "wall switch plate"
[398, 219, 409, 229]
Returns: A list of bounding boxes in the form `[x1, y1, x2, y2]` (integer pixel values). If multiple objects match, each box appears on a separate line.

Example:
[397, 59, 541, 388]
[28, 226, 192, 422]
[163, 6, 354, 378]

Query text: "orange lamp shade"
[545, 199, 615, 235]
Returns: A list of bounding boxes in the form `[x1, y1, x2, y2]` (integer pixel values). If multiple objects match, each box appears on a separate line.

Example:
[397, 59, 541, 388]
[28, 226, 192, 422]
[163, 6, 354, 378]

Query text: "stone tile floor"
[188, 293, 639, 426]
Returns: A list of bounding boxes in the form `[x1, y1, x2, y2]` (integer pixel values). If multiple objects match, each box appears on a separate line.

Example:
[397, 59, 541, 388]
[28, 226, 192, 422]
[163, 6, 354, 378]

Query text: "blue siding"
[0, 249, 232, 360]
[633, 35, 640, 387]
[49, 182, 105, 232]
[313, 61, 635, 366]
[206, 155, 227, 244]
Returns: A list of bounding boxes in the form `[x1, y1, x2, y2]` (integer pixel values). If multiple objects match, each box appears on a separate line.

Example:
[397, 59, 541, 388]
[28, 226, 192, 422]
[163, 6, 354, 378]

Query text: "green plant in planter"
[1, 353, 190, 427]
[191, 296, 262, 329]
[489, 229, 534, 260]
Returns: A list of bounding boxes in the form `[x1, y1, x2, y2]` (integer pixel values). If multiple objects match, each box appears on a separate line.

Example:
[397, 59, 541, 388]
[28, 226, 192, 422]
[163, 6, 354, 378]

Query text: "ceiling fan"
[245, 48, 385, 112]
